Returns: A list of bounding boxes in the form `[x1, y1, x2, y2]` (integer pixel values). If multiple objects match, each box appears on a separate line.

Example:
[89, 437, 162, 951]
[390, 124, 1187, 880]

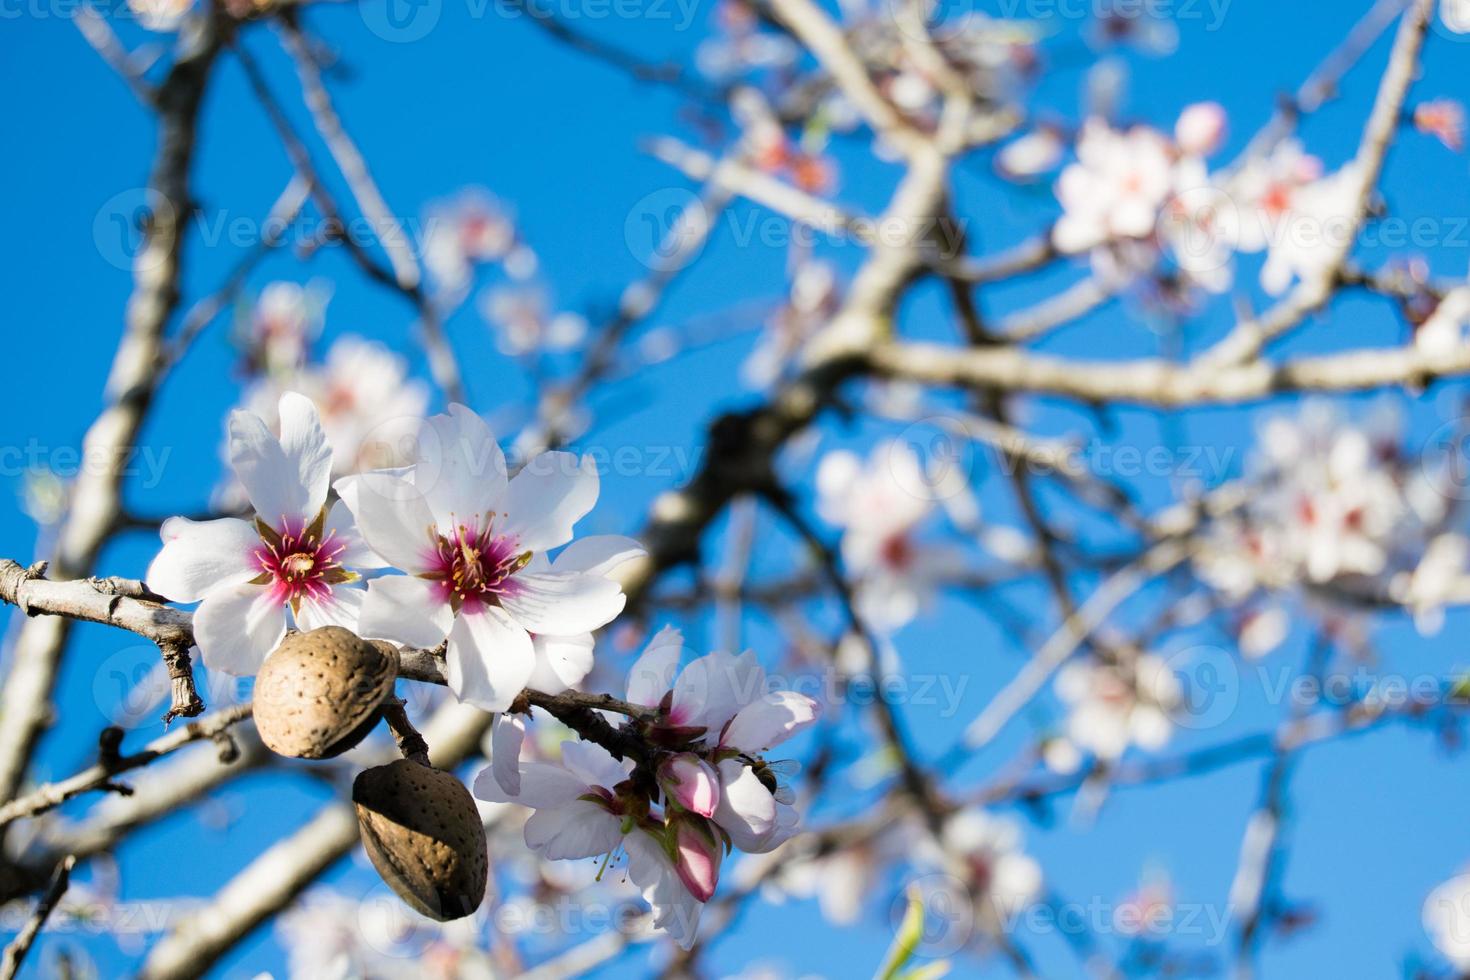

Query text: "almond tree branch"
[0, 854, 75, 980]
[0, 9, 226, 805]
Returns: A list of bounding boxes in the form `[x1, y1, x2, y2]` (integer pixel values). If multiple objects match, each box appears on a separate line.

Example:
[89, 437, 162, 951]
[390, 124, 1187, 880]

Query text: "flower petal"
[523, 800, 625, 860]
[445, 606, 535, 712]
[193, 582, 286, 676]
[229, 404, 310, 528]
[560, 739, 630, 790]
[499, 572, 625, 636]
[146, 517, 259, 603]
[670, 650, 764, 732]
[324, 498, 386, 570]
[358, 576, 453, 648]
[550, 534, 647, 578]
[473, 759, 586, 808]
[624, 831, 705, 949]
[503, 452, 599, 552]
[721, 690, 821, 753]
[528, 632, 595, 693]
[278, 391, 333, 520]
[625, 625, 685, 706]
[487, 712, 526, 797]
[294, 584, 366, 633]
[712, 758, 778, 850]
[334, 472, 435, 572]
[415, 405, 507, 530]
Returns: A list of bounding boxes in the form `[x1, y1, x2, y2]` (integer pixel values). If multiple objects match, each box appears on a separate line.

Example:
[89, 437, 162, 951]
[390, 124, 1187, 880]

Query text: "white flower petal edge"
[446, 607, 537, 713]
[146, 517, 259, 603]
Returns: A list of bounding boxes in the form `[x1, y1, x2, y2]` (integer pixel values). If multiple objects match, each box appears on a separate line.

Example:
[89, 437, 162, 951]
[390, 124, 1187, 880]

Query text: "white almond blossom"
[1053, 120, 1176, 255]
[239, 281, 329, 376]
[337, 404, 640, 711]
[918, 808, 1042, 921]
[1416, 286, 1470, 358]
[1054, 654, 1181, 761]
[1196, 404, 1451, 609]
[477, 285, 588, 358]
[238, 336, 430, 478]
[816, 441, 962, 630]
[477, 628, 819, 948]
[475, 727, 711, 948]
[147, 393, 382, 675]
[421, 190, 533, 297]
[1443, 0, 1470, 34]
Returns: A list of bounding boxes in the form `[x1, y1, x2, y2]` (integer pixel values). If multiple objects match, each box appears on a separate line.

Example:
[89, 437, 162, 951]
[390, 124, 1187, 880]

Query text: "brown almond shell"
[252, 626, 399, 759]
[352, 759, 489, 921]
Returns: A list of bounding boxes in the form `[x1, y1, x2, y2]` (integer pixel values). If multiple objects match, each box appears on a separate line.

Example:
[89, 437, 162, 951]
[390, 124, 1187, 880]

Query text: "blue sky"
[4, 0, 1470, 976]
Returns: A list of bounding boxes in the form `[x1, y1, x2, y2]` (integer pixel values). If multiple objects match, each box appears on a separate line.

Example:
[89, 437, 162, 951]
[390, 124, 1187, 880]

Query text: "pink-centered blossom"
[337, 404, 641, 712]
[1053, 120, 1176, 255]
[146, 393, 382, 675]
[626, 628, 820, 853]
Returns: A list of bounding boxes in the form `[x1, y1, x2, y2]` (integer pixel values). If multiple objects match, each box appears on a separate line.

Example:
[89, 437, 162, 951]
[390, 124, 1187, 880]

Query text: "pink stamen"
[253, 516, 348, 608]
[423, 516, 528, 612]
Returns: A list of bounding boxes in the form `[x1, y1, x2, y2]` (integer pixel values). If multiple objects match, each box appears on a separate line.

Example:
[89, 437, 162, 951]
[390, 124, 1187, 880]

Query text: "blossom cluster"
[1197, 403, 1469, 647]
[149, 397, 638, 708]
[1039, 104, 1381, 300]
[475, 627, 820, 948]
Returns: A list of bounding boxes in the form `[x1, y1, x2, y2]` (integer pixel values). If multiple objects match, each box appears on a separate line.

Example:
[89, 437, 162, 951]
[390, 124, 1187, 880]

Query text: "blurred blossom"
[1425, 873, 1470, 971]
[1089, 0, 1179, 55]
[1114, 872, 1175, 938]
[1084, 59, 1129, 123]
[995, 126, 1065, 183]
[816, 441, 966, 631]
[743, 260, 840, 387]
[422, 189, 529, 296]
[128, 0, 193, 31]
[1443, 0, 1470, 34]
[733, 88, 838, 195]
[236, 336, 430, 480]
[696, 0, 798, 81]
[1052, 120, 1176, 255]
[920, 808, 1042, 921]
[20, 467, 66, 528]
[1391, 533, 1470, 636]
[1196, 403, 1458, 620]
[1416, 287, 1470, 357]
[238, 281, 330, 377]
[277, 888, 493, 979]
[1414, 98, 1466, 152]
[477, 286, 587, 357]
[1174, 102, 1227, 158]
[1238, 604, 1289, 659]
[1053, 654, 1181, 761]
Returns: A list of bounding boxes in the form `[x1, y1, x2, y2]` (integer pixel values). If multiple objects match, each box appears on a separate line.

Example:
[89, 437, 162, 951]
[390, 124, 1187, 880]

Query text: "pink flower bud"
[1175, 102, 1227, 158]
[658, 753, 721, 818]
[671, 816, 722, 903]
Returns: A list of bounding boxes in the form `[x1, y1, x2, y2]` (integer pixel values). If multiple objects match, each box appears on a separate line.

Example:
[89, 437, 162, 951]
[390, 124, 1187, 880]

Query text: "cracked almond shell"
[353, 759, 489, 921]
[252, 626, 399, 759]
